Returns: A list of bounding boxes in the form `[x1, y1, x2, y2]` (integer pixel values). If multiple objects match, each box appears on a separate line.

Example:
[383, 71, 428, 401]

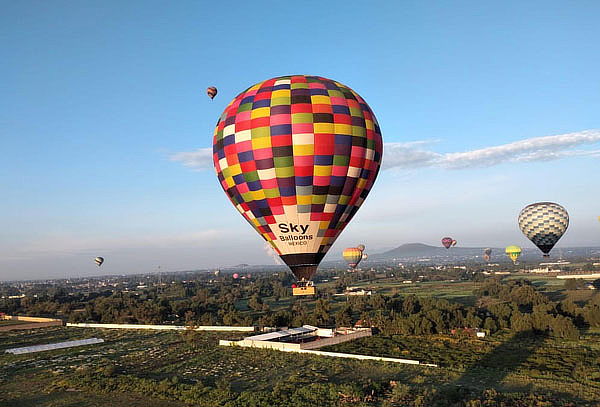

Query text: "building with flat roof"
[220, 325, 371, 351]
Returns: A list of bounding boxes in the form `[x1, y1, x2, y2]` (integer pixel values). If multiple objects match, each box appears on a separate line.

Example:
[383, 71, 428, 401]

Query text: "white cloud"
[439, 130, 600, 169]
[384, 129, 600, 170]
[382, 142, 441, 169]
[169, 148, 213, 171]
[170, 130, 600, 171]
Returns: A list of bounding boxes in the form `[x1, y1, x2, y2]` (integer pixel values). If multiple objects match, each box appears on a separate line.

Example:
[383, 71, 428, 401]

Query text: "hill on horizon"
[373, 242, 496, 259]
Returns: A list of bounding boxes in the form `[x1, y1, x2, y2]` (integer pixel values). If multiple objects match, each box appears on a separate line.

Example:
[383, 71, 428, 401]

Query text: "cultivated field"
[2, 325, 599, 406]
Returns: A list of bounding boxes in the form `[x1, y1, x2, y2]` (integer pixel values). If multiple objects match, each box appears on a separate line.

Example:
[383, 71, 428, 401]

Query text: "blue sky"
[1, 0, 599, 280]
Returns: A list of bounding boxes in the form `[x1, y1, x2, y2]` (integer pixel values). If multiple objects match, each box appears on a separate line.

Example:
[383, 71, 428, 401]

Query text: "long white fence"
[67, 323, 255, 332]
[219, 340, 436, 367]
[296, 349, 437, 367]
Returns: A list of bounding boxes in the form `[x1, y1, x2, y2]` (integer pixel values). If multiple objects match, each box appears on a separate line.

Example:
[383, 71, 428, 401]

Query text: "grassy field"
[325, 329, 600, 403]
[321, 278, 482, 306]
[0, 327, 448, 406]
[2, 325, 599, 406]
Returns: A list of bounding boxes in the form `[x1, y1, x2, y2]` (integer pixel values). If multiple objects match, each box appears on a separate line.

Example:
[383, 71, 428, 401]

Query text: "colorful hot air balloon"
[343, 247, 363, 269]
[442, 237, 454, 249]
[505, 245, 522, 264]
[357, 244, 365, 251]
[232, 273, 239, 279]
[213, 75, 383, 293]
[518, 202, 569, 257]
[94, 257, 104, 267]
[207, 86, 218, 100]
[483, 248, 492, 262]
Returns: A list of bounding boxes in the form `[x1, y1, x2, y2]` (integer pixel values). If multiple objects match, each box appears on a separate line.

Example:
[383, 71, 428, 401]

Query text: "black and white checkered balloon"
[518, 202, 569, 255]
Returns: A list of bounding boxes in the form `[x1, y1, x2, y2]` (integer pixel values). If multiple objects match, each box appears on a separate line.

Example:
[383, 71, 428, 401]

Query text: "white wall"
[67, 323, 254, 332]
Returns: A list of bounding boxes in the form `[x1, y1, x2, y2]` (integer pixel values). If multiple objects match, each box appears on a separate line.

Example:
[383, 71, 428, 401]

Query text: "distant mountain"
[232, 263, 250, 268]
[374, 243, 488, 259]
[377, 243, 448, 258]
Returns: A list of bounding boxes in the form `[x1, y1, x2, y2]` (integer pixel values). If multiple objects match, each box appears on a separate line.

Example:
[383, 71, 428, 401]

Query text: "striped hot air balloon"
[343, 247, 363, 269]
[213, 75, 383, 289]
[207, 86, 218, 100]
[94, 257, 104, 267]
[505, 245, 522, 264]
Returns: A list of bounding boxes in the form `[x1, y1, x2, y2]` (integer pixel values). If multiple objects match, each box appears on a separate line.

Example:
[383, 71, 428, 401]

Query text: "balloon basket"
[293, 284, 316, 296]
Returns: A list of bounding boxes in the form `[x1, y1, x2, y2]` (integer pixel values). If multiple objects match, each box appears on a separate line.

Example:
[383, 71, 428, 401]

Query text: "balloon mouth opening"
[280, 253, 325, 281]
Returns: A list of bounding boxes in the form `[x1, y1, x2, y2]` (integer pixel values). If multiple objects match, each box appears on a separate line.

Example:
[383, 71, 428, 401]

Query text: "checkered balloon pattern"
[518, 202, 569, 254]
[213, 75, 383, 280]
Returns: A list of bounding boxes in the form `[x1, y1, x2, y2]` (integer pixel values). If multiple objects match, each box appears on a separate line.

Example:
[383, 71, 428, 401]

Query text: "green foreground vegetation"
[2, 326, 599, 406]
[2, 268, 600, 406]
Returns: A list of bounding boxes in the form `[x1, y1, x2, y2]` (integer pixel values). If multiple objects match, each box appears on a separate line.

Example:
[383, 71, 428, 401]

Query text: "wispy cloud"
[169, 148, 213, 171]
[384, 129, 600, 170]
[170, 130, 600, 171]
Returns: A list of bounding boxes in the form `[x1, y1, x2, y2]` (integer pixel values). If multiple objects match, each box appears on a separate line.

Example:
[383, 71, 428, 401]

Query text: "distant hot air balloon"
[483, 248, 492, 262]
[442, 237, 454, 249]
[343, 247, 363, 270]
[361, 253, 368, 261]
[207, 86, 218, 100]
[505, 245, 522, 264]
[518, 202, 569, 257]
[232, 273, 239, 279]
[94, 257, 104, 267]
[213, 75, 383, 294]
[357, 244, 366, 251]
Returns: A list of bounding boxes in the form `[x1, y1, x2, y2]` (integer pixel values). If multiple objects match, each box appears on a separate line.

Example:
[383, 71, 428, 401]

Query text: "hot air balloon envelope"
[207, 86, 218, 99]
[505, 245, 522, 264]
[441, 237, 454, 249]
[94, 257, 104, 267]
[483, 248, 492, 262]
[213, 75, 383, 283]
[518, 202, 569, 256]
[343, 247, 363, 269]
